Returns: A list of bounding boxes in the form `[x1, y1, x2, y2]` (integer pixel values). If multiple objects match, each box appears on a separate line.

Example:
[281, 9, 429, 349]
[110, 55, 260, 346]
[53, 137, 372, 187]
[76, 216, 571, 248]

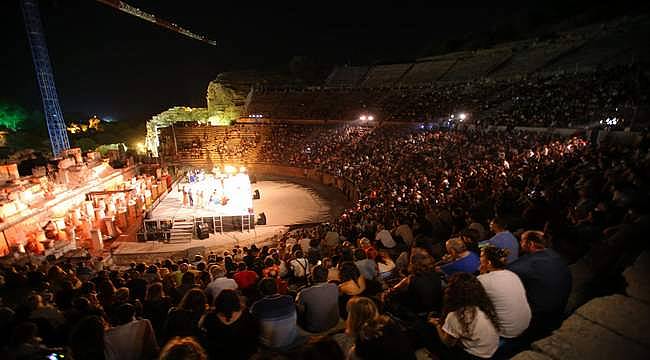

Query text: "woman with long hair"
[337, 262, 366, 318]
[199, 289, 259, 360]
[162, 288, 207, 344]
[429, 272, 500, 359]
[142, 282, 171, 341]
[332, 296, 379, 358]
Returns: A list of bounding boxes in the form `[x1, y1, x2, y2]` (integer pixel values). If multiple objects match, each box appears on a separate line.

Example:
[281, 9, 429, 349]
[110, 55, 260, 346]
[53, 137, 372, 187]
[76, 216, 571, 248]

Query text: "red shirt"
[233, 270, 258, 289]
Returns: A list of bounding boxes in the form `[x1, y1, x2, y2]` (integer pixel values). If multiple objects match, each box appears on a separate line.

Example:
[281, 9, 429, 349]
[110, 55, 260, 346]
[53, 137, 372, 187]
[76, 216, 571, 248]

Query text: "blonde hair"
[346, 297, 378, 337]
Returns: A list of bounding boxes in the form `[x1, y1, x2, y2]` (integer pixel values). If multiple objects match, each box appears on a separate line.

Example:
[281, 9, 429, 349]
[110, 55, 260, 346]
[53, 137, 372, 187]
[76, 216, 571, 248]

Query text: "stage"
[110, 176, 349, 264]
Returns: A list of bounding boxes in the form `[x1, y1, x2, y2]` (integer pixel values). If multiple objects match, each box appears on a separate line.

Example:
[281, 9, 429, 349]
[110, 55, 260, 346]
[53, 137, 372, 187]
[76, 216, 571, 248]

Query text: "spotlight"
[368, 115, 374, 121]
[360, 115, 367, 121]
[459, 113, 467, 120]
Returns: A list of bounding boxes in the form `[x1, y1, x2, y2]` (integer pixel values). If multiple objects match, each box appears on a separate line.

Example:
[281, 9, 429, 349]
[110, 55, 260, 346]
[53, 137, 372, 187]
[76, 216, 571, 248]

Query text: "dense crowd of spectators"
[2, 122, 648, 359]
[247, 65, 646, 128]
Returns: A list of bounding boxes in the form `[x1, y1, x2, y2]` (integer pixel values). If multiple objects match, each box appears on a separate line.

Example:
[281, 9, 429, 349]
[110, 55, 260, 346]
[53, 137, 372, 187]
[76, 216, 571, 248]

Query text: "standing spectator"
[295, 265, 340, 333]
[250, 278, 299, 349]
[508, 230, 571, 340]
[480, 217, 519, 263]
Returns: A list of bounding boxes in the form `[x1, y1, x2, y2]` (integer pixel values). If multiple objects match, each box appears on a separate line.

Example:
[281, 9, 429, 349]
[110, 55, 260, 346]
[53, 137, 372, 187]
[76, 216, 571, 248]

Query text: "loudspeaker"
[256, 212, 267, 225]
[196, 223, 210, 239]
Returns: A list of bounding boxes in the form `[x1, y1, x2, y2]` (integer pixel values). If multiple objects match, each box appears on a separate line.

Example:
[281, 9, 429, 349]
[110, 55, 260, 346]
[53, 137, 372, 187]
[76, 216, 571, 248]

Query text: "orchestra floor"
[110, 176, 349, 263]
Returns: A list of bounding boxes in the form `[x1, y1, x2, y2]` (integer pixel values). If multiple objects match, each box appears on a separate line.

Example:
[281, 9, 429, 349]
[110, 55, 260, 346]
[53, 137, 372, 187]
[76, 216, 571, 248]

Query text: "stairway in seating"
[169, 218, 194, 243]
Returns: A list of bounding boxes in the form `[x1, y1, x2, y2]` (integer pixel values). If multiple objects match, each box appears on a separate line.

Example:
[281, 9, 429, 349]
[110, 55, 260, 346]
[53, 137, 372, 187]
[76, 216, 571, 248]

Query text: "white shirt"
[375, 229, 396, 248]
[289, 258, 309, 278]
[442, 308, 499, 359]
[104, 319, 159, 360]
[478, 269, 531, 338]
[205, 277, 238, 301]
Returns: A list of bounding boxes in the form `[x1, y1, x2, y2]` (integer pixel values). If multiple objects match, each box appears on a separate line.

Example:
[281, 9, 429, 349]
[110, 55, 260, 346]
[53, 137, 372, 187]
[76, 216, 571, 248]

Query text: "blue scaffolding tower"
[21, 0, 70, 157]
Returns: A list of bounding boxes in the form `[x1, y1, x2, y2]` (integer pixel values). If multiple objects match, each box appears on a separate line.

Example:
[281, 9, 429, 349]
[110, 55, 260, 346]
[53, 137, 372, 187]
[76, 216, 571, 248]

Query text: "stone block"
[576, 294, 650, 347]
[532, 315, 648, 360]
[623, 252, 650, 303]
[511, 351, 554, 360]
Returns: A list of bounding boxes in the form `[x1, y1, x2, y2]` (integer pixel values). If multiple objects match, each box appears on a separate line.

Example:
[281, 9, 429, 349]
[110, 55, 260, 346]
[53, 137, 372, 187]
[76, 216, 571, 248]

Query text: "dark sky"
[0, 0, 645, 123]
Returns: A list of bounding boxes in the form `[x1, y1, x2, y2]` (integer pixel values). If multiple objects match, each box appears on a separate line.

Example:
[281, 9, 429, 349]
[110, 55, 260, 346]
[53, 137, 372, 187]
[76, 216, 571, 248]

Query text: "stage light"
[368, 115, 374, 121]
[450, 114, 455, 119]
[224, 165, 237, 174]
[360, 115, 367, 121]
[459, 113, 467, 120]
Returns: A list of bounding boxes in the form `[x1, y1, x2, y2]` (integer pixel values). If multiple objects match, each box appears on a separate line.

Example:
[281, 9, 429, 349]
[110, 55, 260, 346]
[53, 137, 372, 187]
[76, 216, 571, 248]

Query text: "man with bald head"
[438, 237, 480, 276]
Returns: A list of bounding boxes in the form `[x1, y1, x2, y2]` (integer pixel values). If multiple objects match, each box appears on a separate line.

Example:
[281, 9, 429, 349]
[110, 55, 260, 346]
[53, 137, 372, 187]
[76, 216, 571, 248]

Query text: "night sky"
[1, 0, 645, 123]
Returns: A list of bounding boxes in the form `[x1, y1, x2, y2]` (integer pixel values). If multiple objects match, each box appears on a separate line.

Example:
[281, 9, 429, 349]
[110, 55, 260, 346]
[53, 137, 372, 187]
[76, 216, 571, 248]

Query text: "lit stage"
[151, 172, 254, 220]
[111, 178, 344, 264]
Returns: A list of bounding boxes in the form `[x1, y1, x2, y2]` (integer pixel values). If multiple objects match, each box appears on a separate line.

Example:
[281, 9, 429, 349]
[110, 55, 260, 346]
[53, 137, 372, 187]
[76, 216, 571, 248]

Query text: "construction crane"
[95, 0, 217, 46]
[20, 0, 216, 157]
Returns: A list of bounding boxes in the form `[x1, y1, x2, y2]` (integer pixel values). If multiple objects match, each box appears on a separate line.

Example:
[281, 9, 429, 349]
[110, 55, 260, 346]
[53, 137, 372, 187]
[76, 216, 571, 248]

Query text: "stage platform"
[110, 177, 349, 264]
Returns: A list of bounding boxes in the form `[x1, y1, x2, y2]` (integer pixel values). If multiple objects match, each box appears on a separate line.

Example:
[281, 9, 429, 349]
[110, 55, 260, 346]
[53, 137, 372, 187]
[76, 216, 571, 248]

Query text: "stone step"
[575, 294, 650, 348]
[532, 314, 649, 360]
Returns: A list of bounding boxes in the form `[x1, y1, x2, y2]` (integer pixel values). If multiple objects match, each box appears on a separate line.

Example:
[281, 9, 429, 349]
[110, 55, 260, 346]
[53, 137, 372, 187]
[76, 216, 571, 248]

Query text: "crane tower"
[21, 0, 70, 157]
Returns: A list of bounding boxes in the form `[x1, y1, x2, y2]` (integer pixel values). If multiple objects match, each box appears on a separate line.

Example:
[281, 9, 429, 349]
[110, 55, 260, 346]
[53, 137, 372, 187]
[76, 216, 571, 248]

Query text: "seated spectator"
[375, 224, 396, 249]
[354, 248, 378, 281]
[338, 262, 366, 318]
[8, 321, 69, 360]
[176, 271, 198, 300]
[159, 336, 208, 360]
[353, 315, 416, 360]
[332, 296, 379, 357]
[204, 265, 238, 304]
[69, 315, 106, 360]
[438, 237, 480, 276]
[392, 217, 414, 247]
[233, 262, 259, 290]
[480, 217, 519, 263]
[250, 277, 299, 349]
[289, 250, 310, 283]
[384, 250, 442, 318]
[375, 251, 396, 280]
[428, 273, 500, 359]
[508, 230, 571, 340]
[143, 282, 172, 341]
[296, 265, 340, 333]
[200, 289, 259, 360]
[358, 237, 377, 260]
[104, 303, 159, 360]
[163, 289, 207, 344]
[478, 246, 531, 339]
